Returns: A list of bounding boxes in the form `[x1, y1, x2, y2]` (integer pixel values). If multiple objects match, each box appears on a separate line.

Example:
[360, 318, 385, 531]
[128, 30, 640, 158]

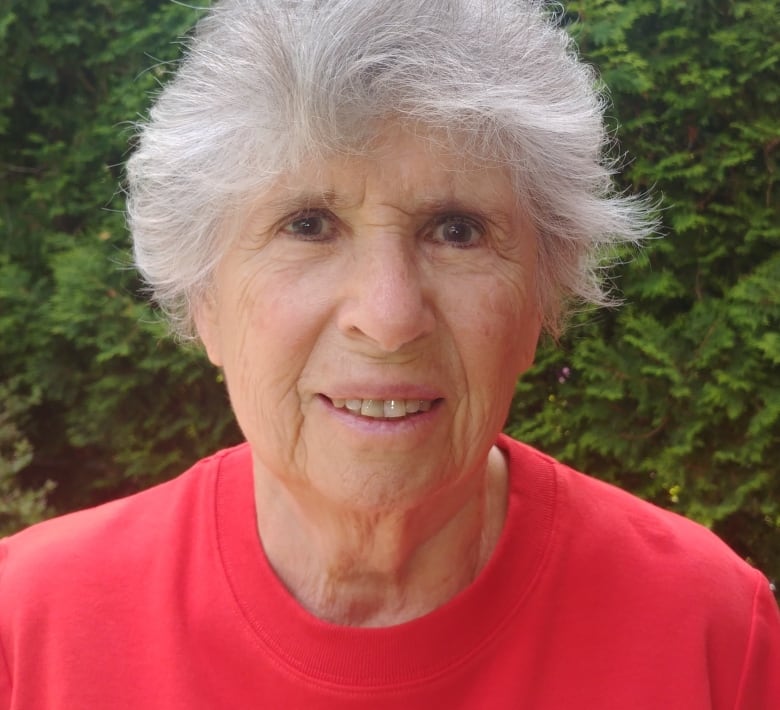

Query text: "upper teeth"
[331, 398, 433, 419]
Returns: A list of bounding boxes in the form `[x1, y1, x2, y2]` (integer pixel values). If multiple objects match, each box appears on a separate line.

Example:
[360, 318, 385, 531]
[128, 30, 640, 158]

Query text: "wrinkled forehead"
[261, 121, 522, 214]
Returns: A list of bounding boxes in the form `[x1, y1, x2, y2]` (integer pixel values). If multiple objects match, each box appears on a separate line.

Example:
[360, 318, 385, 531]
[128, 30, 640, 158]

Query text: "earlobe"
[193, 295, 223, 367]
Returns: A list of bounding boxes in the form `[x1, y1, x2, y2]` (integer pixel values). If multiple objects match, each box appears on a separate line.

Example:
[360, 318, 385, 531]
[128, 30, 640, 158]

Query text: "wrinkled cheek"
[221, 358, 262, 444]
[220, 293, 303, 459]
[488, 281, 540, 372]
[226, 356, 307, 472]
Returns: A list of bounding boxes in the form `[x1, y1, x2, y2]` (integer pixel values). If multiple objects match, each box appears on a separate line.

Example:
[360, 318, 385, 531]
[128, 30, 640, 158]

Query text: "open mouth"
[328, 397, 437, 420]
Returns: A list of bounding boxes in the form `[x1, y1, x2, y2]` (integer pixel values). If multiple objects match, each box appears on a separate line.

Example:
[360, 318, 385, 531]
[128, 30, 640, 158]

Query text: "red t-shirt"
[1, 436, 778, 708]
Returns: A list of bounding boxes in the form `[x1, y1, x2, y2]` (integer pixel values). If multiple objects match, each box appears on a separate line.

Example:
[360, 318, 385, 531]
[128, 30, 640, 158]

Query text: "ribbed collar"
[215, 434, 556, 688]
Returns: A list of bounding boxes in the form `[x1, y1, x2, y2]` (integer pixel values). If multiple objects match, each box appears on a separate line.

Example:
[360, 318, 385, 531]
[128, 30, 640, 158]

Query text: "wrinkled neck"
[252, 446, 509, 627]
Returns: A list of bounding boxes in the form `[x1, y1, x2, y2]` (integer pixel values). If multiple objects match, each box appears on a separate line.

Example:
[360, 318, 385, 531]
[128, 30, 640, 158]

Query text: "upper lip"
[320, 384, 444, 402]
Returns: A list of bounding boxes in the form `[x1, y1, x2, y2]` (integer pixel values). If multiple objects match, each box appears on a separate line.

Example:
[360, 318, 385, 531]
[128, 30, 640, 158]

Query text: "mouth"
[328, 397, 437, 420]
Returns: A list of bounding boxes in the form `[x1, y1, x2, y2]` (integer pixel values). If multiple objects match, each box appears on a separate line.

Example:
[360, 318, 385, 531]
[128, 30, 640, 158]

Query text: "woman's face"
[196, 125, 541, 511]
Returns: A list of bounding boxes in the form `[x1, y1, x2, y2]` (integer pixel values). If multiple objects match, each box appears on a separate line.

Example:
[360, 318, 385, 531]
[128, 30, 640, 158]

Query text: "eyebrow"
[264, 190, 346, 213]
[264, 191, 517, 232]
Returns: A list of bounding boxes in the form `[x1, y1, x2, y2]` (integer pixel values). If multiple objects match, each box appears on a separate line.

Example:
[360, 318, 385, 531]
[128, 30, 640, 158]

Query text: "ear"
[193, 293, 224, 368]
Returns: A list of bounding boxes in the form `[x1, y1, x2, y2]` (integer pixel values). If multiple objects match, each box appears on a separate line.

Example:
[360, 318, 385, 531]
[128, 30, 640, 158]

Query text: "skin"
[195, 124, 542, 627]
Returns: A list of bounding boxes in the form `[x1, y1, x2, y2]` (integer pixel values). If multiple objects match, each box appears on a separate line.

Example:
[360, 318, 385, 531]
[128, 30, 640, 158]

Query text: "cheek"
[221, 268, 332, 411]
[216, 278, 290, 401]
[226, 266, 319, 353]
[461, 273, 540, 375]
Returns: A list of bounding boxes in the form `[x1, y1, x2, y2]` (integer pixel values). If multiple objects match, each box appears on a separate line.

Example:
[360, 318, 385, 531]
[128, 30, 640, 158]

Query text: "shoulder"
[0, 443, 250, 604]
[500, 435, 780, 705]
[499, 434, 772, 612]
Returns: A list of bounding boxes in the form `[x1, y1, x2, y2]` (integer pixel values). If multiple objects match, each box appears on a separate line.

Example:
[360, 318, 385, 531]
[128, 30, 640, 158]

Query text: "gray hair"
[126, 0, 653, 338]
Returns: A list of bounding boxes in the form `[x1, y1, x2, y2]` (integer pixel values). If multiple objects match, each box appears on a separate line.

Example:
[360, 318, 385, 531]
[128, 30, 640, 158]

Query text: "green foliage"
[0, 382, 55, 536]
[1, 0, 240, 513]
[0, 0, 777, 591]
[511, 0, 780, 585]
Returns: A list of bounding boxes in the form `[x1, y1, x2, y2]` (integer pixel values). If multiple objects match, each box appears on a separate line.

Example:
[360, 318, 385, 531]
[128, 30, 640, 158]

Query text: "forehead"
[261, 124, 520, 218]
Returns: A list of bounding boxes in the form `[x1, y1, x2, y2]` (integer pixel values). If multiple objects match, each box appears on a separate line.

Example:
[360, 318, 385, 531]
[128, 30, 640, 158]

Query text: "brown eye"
[432, 217, 483, 248]
[283, 212, 336, 241]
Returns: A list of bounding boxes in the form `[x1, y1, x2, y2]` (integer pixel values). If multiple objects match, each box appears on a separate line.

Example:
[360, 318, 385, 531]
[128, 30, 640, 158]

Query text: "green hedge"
[1, 0, 777, 586]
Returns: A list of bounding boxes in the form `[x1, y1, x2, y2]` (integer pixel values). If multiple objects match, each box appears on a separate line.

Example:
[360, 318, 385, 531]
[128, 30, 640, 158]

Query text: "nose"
[337, 237, 435, 353]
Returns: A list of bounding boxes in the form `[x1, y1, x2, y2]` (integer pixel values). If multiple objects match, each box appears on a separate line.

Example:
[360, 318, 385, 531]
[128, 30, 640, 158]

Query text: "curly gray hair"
[126, 0, 653, 338]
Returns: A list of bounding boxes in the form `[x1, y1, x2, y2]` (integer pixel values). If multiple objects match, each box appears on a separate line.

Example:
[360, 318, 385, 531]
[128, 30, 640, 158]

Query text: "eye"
[430, 216, 484, 248]
[281, 211, 337, 241]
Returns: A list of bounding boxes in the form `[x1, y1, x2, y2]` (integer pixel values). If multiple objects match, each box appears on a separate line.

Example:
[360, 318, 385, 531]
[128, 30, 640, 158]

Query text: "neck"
[253, 446, 509, 627]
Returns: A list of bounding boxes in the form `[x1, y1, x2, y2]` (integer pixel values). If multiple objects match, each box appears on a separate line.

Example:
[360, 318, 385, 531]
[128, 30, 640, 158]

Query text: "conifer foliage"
[1, 1, 777, 584]
[510, 0, 780, 584]
[0, 0, 242, 528]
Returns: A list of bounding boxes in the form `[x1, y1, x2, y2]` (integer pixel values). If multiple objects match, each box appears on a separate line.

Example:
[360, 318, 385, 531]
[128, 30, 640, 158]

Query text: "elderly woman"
[1, 0, 778, 707]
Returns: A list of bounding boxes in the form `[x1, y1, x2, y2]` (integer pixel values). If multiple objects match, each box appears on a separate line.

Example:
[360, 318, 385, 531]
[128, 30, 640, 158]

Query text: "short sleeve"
[734, 571, 780, 709]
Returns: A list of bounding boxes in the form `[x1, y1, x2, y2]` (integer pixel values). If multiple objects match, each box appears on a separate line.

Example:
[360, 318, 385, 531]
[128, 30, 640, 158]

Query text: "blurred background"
[1, 0, 778, 590]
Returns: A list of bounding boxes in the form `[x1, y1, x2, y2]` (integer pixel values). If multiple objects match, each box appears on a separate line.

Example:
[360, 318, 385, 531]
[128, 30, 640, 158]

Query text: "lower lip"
[317, 395, 443, 437]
